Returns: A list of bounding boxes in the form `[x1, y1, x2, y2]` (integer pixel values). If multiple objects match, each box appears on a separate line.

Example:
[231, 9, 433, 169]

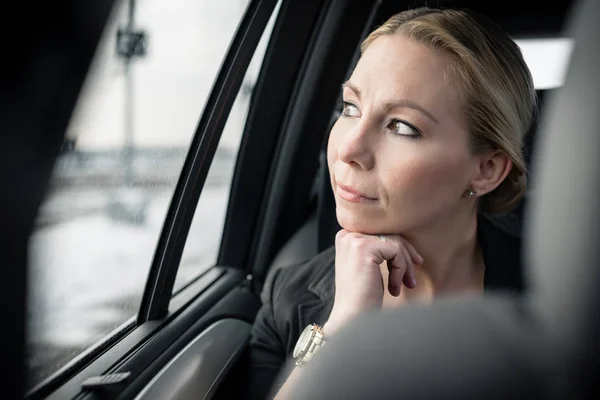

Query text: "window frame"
[137, 0, 279, 323]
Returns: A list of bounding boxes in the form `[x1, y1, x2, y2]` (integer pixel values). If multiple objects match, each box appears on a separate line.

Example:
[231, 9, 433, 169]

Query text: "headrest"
[525, 0, 600, 366]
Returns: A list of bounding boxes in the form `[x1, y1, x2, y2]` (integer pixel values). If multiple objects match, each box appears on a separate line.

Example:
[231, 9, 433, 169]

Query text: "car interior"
[2, 0, 596, 399]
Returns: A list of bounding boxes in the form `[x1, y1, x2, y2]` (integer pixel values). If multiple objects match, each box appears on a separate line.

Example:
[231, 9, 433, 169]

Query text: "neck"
[402, 208, 483, 296]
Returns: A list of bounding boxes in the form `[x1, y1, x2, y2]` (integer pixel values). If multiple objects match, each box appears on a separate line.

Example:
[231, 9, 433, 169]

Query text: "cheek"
[383, 146, 471, 204]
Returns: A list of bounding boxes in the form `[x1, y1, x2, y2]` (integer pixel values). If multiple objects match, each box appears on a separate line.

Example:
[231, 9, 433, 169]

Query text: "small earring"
[467, 188, 477, 198]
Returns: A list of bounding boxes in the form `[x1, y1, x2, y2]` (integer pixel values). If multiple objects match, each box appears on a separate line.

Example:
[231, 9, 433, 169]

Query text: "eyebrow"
[342, 81, 439, 124]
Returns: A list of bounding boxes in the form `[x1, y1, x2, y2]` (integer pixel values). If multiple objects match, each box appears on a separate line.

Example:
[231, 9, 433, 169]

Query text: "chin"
[336, 210, 382, 235]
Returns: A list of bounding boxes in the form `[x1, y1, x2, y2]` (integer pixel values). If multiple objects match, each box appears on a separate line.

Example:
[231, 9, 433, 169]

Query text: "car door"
[23, 0, 284, 398]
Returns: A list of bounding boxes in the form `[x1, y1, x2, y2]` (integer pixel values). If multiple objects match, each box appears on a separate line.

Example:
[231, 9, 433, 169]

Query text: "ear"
[470, 151, 512, 196]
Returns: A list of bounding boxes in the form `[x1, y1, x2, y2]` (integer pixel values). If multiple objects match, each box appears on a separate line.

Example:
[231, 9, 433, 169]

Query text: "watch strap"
[295, 324, 326, 366]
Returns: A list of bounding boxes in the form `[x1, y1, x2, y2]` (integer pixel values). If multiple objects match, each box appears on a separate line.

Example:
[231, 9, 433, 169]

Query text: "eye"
[341, 101, 360, 118]
[388, 119, 421, 138]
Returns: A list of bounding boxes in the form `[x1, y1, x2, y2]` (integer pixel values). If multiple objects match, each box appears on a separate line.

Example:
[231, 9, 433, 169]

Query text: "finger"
[386, 250, 409, 294]
[387, 259, 405, 297]
[400, 245, 417, 289]
[352, 235, 414, 289]
[373, 236, 402, 261]
[383, 242, 416, 290]
[401, 238, 424, 265]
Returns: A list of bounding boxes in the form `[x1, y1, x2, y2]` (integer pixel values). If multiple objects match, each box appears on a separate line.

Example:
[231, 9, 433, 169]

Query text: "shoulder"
[258, 247, 335, 350]
[264, 246, 336, 306]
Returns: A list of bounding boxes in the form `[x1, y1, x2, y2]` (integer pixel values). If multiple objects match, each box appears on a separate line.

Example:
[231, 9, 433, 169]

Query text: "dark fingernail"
[411, 278, 417, 287]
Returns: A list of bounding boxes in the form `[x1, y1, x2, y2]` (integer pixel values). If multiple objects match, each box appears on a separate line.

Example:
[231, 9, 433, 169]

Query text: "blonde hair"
[361, 7, 537, 214]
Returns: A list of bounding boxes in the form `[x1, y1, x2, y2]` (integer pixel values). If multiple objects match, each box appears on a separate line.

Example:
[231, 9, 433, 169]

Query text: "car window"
[515, 37, 574, 89]
[173, 2, 279, 293]
[27, 0, 253, 389]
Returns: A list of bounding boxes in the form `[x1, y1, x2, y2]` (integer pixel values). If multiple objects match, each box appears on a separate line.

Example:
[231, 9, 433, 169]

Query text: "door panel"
[44, 268, 251, 400]
[134, 319, 251, 400]
[113, 281, 261, 399]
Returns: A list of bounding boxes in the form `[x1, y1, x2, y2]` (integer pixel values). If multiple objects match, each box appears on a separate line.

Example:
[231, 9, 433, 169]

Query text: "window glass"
[27, 0, 251, 389]
[515, 38, 574, 89]
[173, 1, 280, 293]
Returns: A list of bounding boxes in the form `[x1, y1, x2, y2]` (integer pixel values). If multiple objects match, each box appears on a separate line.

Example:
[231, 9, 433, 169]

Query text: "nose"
[336, 120, 375, 170]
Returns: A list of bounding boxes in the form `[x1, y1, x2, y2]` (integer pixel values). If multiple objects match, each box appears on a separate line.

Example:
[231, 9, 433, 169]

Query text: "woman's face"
[328, 34, 479, 235]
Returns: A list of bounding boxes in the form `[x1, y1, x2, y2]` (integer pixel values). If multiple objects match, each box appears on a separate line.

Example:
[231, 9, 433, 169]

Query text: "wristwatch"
[293, 324, 326, 367]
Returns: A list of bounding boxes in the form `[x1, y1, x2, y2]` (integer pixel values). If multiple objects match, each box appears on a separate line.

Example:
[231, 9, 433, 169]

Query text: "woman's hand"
[324, 229, 424, 336]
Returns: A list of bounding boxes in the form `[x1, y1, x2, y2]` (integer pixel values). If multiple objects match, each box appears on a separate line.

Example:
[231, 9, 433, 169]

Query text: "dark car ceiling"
[380, 0, 576, 37]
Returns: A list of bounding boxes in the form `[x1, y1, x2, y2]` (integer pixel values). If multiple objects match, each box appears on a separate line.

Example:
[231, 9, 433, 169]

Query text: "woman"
[242, 6, 537, 399]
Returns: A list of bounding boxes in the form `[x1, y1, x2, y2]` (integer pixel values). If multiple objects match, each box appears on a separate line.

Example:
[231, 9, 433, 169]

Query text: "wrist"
[293, 324, 326, 367]
[323, 319, 342, 337]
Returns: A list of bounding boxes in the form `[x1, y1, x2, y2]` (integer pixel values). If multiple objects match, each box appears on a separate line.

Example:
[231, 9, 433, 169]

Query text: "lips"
[336, 183, 377, 202]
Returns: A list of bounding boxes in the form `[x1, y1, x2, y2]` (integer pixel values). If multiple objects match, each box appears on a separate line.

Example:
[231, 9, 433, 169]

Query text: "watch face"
[293, 324, 314, 359]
